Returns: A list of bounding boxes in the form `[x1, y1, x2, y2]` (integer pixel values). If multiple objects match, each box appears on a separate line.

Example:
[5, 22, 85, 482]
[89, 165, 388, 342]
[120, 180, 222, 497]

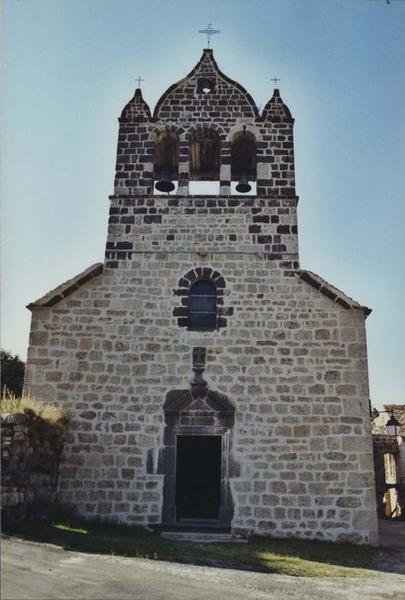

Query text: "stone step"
[160, 531, 247, 543]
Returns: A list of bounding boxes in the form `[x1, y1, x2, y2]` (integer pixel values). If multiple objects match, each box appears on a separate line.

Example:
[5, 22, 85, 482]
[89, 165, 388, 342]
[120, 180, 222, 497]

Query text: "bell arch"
[231, 130, 257, 181]
[189, 128, 220, 181]
[153, 130, 179, 180]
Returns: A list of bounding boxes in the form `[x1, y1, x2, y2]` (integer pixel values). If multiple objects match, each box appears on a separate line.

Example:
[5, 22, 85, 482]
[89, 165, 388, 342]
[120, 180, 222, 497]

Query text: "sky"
[1, 0, 404, 410]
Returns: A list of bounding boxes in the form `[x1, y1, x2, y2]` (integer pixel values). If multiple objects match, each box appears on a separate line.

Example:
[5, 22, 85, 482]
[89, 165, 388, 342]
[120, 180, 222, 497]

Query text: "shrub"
[1, 350, 25, 396]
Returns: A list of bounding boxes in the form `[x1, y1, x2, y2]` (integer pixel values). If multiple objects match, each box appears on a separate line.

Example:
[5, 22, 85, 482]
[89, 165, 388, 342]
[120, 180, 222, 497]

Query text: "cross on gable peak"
[135, 75, 144, 89]
[198, 23, 221, 48]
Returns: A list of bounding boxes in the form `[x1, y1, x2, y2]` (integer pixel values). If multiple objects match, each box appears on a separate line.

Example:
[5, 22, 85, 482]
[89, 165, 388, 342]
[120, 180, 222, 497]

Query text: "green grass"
[2, 518, 380, 578]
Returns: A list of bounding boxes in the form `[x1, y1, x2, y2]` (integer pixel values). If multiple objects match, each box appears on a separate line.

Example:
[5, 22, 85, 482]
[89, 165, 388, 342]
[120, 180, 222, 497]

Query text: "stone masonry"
[24, 49, 378, 544]
[1, 412, 65, 521]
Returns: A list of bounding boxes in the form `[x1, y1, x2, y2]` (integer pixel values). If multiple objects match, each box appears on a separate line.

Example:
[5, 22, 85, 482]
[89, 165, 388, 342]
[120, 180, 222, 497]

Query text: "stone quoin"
[24, 48, 378, 544]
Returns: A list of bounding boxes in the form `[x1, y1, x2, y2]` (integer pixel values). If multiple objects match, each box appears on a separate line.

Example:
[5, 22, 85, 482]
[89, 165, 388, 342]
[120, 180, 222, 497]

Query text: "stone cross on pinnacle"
[136, 76, 144, 89]
[271, 77, 280, 87]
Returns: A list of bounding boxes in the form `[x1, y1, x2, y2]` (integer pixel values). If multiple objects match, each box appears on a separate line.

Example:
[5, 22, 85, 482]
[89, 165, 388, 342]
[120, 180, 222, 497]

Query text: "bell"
[155, 167, 175, 193]
[236, 172, 252, 193]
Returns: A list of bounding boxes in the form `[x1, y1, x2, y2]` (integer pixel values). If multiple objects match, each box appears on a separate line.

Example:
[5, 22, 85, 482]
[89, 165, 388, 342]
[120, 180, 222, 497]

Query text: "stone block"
[293, 425, 310, 437]
[30, 331, 49, 346]
[336, 496, 362, 508]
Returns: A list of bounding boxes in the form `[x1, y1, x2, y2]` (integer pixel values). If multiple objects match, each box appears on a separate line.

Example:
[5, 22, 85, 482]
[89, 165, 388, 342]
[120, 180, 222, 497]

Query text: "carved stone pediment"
[164, 347, 235, 427]
[164, 387, 235, 426]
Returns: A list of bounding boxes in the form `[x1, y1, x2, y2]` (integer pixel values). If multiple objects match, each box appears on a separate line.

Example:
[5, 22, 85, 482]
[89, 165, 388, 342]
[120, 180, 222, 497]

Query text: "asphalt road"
[2, 537, 405, 600]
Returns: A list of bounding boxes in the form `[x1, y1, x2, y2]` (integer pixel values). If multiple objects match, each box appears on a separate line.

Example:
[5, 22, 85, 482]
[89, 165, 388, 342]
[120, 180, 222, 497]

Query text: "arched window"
[154, 131, 179, 179]
[173, 268, 231, 330]
[231, 131, 256, 181]
[189, 280, 217, 330]
[190, 129, 220, 181]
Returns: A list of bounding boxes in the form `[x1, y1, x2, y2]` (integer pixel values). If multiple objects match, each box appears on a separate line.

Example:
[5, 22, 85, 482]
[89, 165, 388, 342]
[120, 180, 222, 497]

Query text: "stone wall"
[105, 195, 299, 270]
[1, 412, 65, 520]
[24, 197, 378, 543]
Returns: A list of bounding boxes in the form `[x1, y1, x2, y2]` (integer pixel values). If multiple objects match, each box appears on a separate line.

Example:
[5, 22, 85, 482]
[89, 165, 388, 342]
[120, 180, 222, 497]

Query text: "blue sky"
[2, 0, 404, 409]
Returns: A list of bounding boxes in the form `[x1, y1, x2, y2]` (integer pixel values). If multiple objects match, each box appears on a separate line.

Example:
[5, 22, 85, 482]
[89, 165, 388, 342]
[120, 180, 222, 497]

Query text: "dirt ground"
[2, 531, 405, 600]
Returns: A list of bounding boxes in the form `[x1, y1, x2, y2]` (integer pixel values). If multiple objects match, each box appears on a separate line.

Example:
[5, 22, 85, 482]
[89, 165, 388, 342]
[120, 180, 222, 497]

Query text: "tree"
[1, 350, 25, 396]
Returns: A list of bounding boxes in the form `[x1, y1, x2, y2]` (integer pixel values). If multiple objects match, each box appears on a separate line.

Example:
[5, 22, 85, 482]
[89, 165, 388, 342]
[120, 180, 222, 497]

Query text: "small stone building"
[372, 405, 405, 518]
[24, 49, 378, 544]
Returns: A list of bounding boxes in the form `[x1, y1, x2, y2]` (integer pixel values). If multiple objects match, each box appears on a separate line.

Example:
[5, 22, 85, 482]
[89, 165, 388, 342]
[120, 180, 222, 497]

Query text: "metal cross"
[271, 77, 280, 87]
[198, 23, 221, 48]
[135, 75, 144, 88]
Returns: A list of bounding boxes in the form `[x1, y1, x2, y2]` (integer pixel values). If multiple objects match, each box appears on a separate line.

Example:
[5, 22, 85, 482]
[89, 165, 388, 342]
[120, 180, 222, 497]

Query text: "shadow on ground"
[3, 518, 405, 578]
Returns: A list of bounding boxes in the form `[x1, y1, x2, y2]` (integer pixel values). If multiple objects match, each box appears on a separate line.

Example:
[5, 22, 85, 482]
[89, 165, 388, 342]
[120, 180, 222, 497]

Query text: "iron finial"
[198, 23, 221, 48]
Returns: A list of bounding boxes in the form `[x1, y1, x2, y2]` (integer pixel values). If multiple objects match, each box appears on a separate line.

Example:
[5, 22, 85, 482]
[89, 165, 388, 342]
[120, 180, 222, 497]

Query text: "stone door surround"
[159, 382, 235, 528]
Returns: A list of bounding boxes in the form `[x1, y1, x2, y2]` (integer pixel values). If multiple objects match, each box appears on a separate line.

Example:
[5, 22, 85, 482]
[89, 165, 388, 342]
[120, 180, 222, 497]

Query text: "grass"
[0, 388, 66, 426]
[2, 518, 380, 578]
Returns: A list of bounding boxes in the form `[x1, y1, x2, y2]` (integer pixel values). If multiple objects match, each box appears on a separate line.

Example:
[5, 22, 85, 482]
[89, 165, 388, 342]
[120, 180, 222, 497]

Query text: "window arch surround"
[173, 267, 233, 330]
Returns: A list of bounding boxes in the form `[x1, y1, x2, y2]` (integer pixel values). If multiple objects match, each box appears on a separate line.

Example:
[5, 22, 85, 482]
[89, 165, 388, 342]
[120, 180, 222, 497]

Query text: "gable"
[296, 270, 371, 317]
[26, 263, 104, 310]
[153, 49, 258, 121]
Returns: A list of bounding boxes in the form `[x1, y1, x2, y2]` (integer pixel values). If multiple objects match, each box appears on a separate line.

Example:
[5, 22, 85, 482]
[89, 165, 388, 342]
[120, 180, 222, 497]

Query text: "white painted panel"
[189, 181, 220, 196]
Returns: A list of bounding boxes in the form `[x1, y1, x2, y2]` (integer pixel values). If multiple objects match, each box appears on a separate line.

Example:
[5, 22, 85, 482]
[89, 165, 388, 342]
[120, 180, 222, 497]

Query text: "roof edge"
[27, 263, 104, 311]
[296, 270, 372, 317]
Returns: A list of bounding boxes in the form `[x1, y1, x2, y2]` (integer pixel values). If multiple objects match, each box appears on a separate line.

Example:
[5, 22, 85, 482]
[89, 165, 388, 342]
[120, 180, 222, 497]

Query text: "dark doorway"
[176, 435, 222, 521]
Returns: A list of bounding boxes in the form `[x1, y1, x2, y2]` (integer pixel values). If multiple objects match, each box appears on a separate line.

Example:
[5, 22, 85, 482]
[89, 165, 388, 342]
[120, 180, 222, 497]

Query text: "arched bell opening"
[231, 131, 257, 195]
[154, 131, 179, 193]
[189, 129, 220, 194]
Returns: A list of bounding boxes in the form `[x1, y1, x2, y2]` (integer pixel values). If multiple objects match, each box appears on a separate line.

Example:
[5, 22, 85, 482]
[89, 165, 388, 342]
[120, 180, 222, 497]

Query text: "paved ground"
[2, 536, 405, 600]
[379, 519, 405, 550]
[375, 520, 405, 578]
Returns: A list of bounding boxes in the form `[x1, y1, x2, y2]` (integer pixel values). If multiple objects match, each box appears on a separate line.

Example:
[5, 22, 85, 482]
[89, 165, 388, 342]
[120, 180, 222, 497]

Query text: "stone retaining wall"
[1, 412, 65, 520]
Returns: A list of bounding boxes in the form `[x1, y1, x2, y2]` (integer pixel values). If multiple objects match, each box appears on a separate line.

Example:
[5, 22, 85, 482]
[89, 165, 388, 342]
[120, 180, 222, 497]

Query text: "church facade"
[25, 49, 378, 544]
